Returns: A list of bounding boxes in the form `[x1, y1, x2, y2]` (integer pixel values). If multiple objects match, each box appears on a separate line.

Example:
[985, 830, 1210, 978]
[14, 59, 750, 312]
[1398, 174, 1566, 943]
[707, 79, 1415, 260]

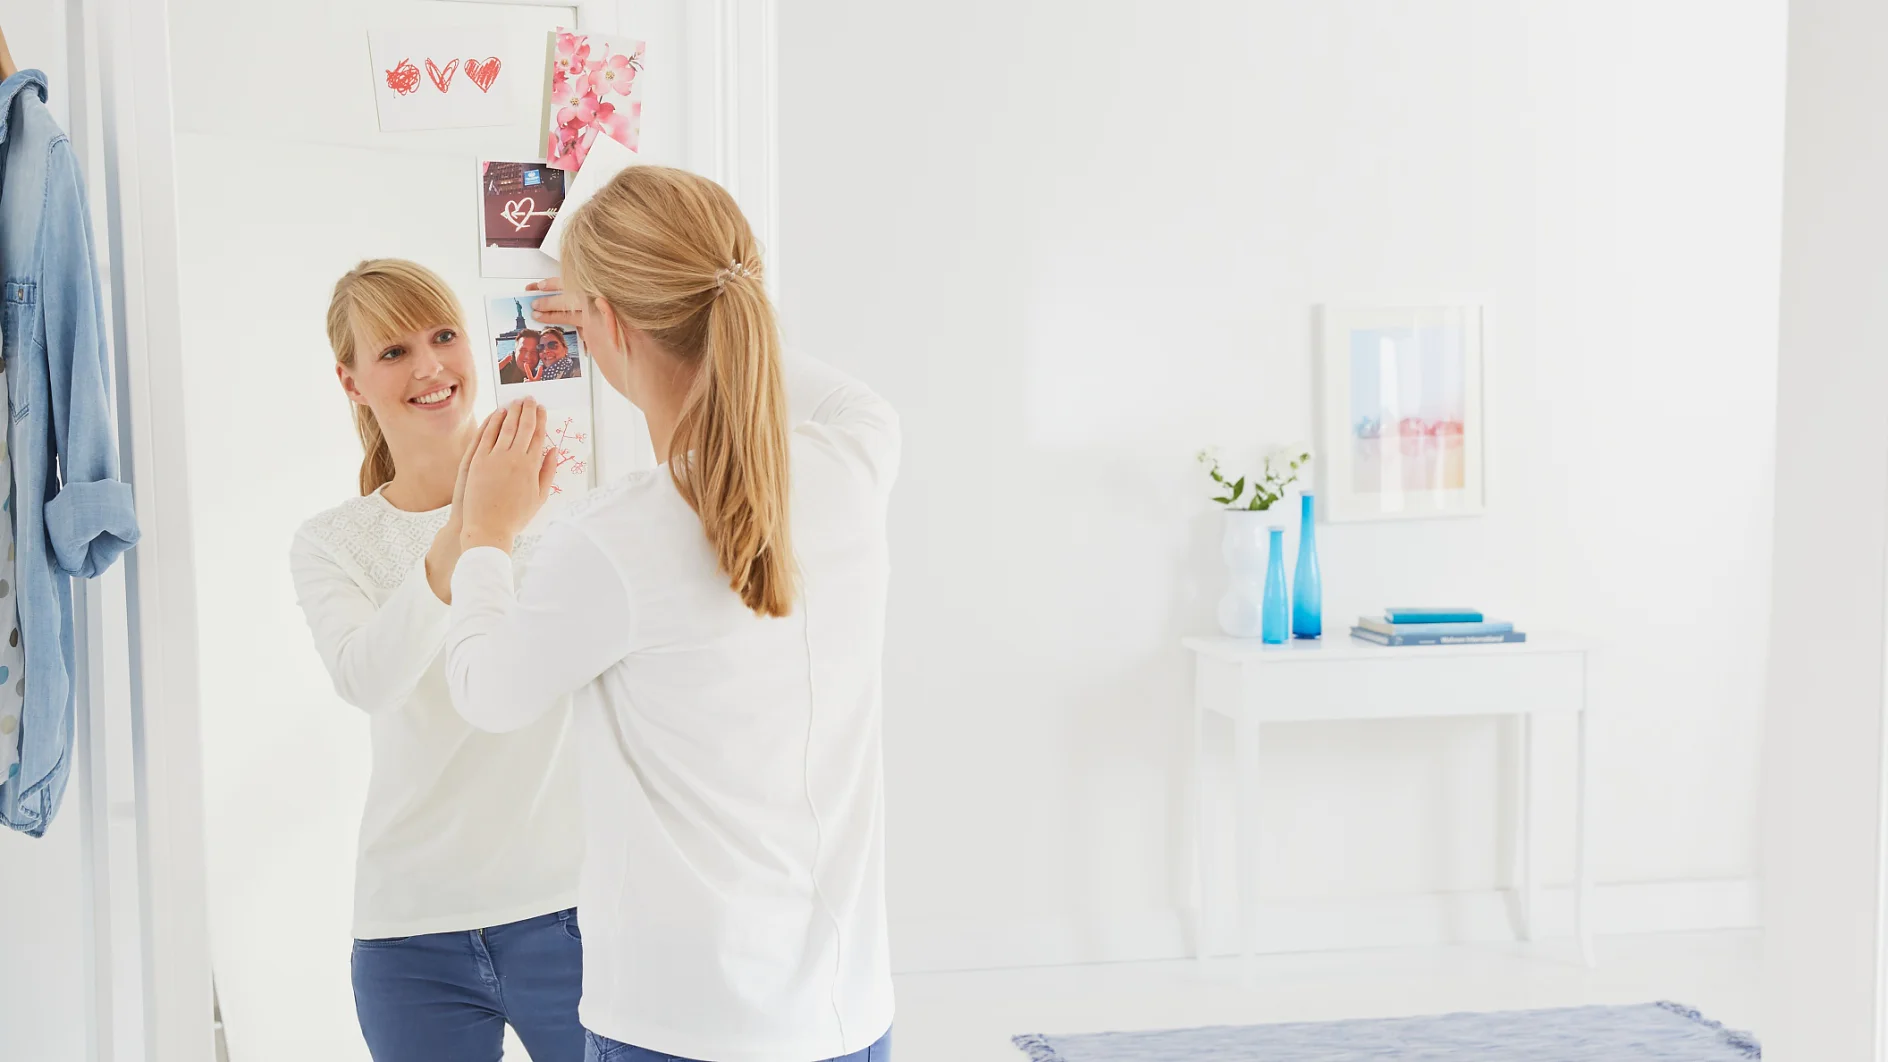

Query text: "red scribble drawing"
[385, 58, 421, 96]
[426, 57, 461, 94]
[465, 57, 502, 93]
[541, 416, 589, 495]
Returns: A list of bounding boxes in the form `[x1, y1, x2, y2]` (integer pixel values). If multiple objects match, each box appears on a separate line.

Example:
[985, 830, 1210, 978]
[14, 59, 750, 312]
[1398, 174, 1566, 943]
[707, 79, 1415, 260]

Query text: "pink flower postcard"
[545, 28, 646, 172]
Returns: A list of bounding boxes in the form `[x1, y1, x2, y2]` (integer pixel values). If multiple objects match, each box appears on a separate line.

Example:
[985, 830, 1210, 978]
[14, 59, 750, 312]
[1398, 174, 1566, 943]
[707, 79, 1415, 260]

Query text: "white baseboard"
[890, 878, 1760, 974]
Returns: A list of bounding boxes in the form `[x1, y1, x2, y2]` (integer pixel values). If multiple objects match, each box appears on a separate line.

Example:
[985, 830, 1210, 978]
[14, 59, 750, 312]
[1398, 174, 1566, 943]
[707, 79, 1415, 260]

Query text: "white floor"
[888, 930, 1764, 1062]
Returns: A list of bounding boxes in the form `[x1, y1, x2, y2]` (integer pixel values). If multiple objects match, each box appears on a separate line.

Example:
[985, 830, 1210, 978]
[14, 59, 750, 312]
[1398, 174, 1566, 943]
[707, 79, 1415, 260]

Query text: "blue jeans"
[584, 1026, 892, 1062]
[352, 908, 585, 1062]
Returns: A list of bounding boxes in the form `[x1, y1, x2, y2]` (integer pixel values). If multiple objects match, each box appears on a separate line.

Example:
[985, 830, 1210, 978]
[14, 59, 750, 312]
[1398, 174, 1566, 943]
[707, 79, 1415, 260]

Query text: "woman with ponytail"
[289, 259, 587, 1061]
[441, 167, 900, 1062]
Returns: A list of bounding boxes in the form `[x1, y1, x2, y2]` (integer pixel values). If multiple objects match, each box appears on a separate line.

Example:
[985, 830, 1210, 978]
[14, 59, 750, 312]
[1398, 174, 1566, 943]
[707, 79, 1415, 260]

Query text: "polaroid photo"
[486, 293, 587, 392]
[479, 160, 568, 279]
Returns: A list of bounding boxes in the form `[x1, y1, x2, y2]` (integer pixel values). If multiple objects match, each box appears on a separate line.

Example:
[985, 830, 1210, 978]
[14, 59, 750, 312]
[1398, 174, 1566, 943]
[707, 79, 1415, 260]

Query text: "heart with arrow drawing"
[501, 197, 558, 231]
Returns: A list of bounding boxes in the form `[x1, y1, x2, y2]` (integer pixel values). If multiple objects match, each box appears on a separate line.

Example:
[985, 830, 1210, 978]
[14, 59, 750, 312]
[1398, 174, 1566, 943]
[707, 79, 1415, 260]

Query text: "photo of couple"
[488, 295, 584, 386]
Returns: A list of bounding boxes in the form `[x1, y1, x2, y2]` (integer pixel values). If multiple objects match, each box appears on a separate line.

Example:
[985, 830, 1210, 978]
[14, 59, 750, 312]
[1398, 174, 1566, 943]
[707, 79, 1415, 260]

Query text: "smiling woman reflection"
[287, 259, 586, 1062]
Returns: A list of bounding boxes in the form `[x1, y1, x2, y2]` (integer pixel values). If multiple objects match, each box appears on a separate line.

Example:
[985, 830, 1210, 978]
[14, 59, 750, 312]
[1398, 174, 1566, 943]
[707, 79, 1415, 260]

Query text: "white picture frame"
[1315, 302, 1488, 522]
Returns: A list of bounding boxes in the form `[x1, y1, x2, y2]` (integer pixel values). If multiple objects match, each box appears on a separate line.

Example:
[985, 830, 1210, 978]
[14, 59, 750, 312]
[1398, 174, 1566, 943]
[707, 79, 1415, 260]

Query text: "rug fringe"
[1656, 1000, 1762, 1059]
[1010, 1033, 1067, 1062]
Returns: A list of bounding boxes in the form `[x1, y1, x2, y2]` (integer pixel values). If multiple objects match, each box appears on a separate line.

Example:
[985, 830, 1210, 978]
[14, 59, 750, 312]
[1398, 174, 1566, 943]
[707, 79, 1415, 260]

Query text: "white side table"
[1184, 633, 1595, 966]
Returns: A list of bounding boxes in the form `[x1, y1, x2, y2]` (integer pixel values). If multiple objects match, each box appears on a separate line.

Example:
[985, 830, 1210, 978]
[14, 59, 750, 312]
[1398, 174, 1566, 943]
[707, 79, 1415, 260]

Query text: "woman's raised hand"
[452, 410, 497, 514]
[459, 399, 559, 552]
[424, 410, 503, 603]
[525, 276, 584, 327]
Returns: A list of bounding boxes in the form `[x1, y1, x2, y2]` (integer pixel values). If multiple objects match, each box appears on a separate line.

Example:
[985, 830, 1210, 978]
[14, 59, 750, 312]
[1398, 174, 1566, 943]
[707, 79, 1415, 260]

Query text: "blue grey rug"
[1012, 1002, 1759, 1060]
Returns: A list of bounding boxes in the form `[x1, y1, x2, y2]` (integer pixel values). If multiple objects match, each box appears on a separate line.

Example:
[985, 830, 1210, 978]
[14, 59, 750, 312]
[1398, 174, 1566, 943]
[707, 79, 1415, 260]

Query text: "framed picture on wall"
[1315, 302, 1487, 521]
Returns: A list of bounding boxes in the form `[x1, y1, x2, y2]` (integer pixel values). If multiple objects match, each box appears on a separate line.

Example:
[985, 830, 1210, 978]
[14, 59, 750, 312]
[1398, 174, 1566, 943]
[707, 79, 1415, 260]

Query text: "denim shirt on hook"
[0, 70, 140, 837]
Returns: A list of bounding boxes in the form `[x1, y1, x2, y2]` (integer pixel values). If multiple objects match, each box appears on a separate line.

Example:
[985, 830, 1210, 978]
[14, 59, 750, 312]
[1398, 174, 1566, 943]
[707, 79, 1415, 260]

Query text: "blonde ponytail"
[680, 272, 793, 616]
[351, 406, 398, 496]
[562, 166, 795, 617]
[325, 258, 466, 495]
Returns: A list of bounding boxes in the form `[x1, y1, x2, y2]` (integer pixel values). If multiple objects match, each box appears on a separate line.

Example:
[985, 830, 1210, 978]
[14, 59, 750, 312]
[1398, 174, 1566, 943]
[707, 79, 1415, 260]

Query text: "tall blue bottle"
[1292, 492, 1323, 639]
[1261, 528, 1289, 644]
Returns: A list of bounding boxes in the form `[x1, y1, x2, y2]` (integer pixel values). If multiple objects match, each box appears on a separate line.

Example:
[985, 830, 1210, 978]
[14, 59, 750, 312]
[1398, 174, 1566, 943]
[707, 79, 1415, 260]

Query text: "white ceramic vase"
[1216, 508, 1283, 638]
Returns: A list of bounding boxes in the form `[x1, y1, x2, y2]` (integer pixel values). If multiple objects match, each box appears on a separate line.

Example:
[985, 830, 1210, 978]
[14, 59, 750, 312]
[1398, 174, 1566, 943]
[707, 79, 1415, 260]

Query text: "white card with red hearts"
[369, 28, 524, 131]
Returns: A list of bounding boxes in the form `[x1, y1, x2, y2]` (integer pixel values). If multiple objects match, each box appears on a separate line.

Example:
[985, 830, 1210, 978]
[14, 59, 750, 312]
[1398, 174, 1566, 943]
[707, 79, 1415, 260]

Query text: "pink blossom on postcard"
[545, 28, 645, 171]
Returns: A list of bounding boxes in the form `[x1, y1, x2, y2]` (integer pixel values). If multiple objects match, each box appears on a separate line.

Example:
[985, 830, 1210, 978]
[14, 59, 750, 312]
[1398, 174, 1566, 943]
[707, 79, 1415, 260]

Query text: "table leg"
[1234, 712, 1260, 963]
[1194, 684, 1212, 960]
[1518, 713, 1537, 941]
[1576, 660, 1595, 966]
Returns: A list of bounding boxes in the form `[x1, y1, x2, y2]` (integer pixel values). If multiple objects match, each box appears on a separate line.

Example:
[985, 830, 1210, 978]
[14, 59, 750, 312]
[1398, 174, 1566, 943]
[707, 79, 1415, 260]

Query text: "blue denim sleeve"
[39, 135, 137, 577]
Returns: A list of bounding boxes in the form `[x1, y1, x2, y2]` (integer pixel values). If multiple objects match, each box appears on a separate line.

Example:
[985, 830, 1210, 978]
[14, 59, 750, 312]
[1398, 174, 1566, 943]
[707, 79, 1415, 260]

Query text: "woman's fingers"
[456, 399, 560, 547]
[497, 400, 526, 451]
[452, 424, 480, 506]
[498, 398, 549, 457]
[530, 401, 549, 451]
[526, 277, 579, 320]
[477, 404, 506, 454]
[459, 410, 496, 472]
[531, 286, 584, 323]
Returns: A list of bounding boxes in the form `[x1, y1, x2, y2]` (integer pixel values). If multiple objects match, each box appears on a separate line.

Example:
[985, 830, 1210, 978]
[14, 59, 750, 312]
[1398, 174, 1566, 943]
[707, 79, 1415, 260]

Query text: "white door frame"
[82, 0, 781, 1057]
[74, 0, 215, 1058]
[1765, 0, 1888, 1057]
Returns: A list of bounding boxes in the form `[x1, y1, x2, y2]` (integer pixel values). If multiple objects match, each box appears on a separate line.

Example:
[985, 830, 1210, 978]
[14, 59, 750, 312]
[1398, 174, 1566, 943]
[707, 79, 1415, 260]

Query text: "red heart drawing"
[465, 57, 502, 93]
[385, 58, 420, 96]
[426, 57, 460, 94]
[501, 197, 537, 231]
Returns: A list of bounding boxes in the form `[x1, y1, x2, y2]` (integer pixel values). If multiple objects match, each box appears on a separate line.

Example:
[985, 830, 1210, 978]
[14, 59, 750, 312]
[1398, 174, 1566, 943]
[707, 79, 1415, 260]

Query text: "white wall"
[156, 0, 1791, 1056]
[778, 0, 1786, 968]
[1762, 0, 1888, 1055]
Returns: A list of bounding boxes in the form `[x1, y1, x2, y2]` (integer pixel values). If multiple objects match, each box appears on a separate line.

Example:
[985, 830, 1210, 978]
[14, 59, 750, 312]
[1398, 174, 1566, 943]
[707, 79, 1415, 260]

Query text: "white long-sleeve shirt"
[290, 492, 582, 939]
[445, 357, 899, 1062]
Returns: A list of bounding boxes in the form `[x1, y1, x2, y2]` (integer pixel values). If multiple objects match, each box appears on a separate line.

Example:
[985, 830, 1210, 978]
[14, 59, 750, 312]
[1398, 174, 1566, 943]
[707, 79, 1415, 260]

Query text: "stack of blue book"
[1349, 608, 1526, 646]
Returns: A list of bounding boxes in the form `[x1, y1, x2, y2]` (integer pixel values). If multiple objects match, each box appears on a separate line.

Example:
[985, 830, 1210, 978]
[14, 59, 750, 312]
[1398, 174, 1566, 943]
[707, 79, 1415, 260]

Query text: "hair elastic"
[714, 260, 755, 292]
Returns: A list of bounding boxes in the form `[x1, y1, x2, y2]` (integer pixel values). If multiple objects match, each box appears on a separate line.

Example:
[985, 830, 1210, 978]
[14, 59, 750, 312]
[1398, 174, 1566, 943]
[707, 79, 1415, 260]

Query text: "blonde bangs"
[336, 261, 465, 360]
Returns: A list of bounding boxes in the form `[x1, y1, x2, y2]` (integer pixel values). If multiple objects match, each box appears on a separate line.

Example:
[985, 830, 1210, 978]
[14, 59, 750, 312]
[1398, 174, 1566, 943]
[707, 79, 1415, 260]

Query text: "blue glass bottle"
[1262, 527, 1289, 644]
[1292, 492, 1323, 639]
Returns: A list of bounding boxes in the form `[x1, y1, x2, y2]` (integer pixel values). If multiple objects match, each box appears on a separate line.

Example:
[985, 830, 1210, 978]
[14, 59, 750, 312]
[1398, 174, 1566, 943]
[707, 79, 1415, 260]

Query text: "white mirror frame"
[1765, 0, 1888, 1057]
[70, 1, 779, 1058]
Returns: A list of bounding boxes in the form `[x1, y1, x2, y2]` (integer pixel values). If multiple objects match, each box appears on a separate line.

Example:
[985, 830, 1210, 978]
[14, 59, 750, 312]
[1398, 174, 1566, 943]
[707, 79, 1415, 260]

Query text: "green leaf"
[1209, 468, 1225, 483]
[1212, 495, 1235, 505]
[1229, 476, 1245, 499]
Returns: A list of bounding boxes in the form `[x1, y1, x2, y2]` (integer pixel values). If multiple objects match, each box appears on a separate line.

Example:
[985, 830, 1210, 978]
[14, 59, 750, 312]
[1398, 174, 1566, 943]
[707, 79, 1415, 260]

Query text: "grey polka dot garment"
[0, 367, 21, 785]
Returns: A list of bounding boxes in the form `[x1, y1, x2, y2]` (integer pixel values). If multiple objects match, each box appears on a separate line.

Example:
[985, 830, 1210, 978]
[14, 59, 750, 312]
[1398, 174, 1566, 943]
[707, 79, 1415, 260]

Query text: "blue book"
[1384, 607, 1484, 624]
[1356, 617, 1514, 637]
[1351, 627, 1527, 647]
